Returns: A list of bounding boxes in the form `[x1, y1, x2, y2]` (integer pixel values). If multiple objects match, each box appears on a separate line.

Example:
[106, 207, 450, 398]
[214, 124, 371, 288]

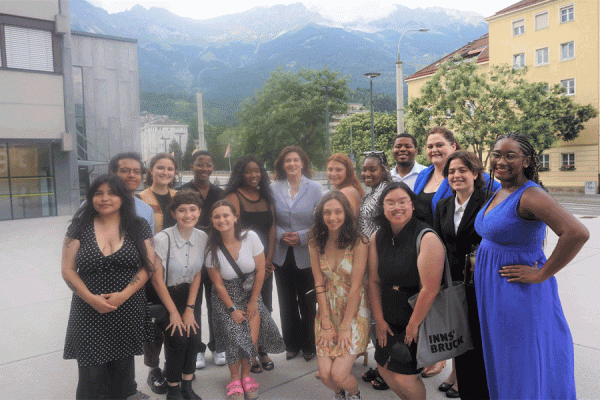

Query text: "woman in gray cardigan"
[271, 146, 323, 361]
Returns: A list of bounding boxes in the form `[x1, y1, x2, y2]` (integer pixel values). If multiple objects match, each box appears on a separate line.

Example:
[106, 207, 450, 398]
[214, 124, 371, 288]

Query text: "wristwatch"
[227, 305, 237, 314]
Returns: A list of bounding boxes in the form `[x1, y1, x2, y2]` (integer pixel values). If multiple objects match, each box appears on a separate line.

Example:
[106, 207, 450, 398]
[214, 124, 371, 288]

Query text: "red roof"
[406, 33, 489, 81]
[491, 0, 548, 17]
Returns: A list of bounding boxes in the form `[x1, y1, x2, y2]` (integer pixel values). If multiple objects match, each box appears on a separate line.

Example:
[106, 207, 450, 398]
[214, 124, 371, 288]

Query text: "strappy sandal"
[371, 375, 389, 390]
[250, 357, 263, 374]
[361, 368, 379, 383]
[258, 351, 274, 371]
[226, 380, 245, 400]
[241, 376, 259, 400]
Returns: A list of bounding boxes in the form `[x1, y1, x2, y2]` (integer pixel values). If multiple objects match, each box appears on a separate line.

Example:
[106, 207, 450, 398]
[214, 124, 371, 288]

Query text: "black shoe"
[166, 385, 184, 400]
[371, 375, 389, 390]
[446, 387, 460, 398]
[303, 352, 316, 361]
[361, 368, 379, 383]
[259, 351, 275, 371]
[286, 350, 299, 360]
[438, 382, 454, 392]
[181, 380, 202, 400]
[147, 368, 168, 395]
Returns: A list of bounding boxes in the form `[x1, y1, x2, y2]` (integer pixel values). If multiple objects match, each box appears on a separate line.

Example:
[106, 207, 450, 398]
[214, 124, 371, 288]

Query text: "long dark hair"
[487, 132, 540, 193]
[68, 174, 152, 272]
[327, 153, 365, 197]
[273, 145, 312, 180]
[223, 155, 274, 207]
[204, 200, 247, 271]
[145, 153, 178, 188]
[309, 191, 365, 254]
[373, 182, 416, 230]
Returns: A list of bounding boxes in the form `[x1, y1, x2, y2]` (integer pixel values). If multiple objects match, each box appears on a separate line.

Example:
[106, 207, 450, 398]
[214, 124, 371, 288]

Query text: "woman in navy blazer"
[271, 146, 323, 361]
[433, 151, 490, 400]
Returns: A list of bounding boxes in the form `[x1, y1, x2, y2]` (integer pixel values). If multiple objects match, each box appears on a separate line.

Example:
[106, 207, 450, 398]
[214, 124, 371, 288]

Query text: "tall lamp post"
[175, 131, 185, 184]
[396, 28, 429, 134]
[320, 85, 331, 159]
[363, 72, 380, 151]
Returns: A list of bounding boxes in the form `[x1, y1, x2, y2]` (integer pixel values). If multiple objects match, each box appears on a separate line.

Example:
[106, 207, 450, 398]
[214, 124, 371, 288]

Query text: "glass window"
[4, 25, 54, 72]
[561, 153, 575, 170]
[560, 41, 575, 61]
[539, 154, 550, 170]
[535, 48, 549, 66]
[513, 53, 525, 69]
[512, 19, 525, 36]
[561, 78, 575, 95]
[535, 12, 549, 30]
[560, 5, 574, 23]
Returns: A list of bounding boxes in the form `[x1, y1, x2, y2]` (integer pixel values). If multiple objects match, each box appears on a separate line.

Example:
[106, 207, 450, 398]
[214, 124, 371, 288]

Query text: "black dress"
[414, 191, 435, 226]
[64, 219, 153, 366]
[235, 191, 275, 311]
[374, 216, 429, 375]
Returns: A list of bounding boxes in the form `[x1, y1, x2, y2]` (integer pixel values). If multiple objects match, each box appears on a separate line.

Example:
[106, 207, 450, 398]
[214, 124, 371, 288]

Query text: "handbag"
[218, 242, 256, 292]
[408, 228, 474, 368]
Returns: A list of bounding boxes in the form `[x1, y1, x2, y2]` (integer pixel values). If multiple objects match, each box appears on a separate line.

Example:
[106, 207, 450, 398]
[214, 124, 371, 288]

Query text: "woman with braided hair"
[474, 132, 588, 399]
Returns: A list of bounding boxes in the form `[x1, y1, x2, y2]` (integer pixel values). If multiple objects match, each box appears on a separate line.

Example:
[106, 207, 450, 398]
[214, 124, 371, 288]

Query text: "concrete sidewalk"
[0, 214, 598, 399]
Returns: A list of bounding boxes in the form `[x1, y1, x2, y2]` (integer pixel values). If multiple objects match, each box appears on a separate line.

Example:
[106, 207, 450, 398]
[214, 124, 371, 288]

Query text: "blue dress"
[474, 180, 576, 400]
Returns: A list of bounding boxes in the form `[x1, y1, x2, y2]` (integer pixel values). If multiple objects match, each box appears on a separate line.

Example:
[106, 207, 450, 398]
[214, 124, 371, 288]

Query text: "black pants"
[194, 267, 214, 353]
[143, 328, 164, 369]
[77, 356, 136, 400]
[274, 247, 316, 354]
[261, 272, 274, 313]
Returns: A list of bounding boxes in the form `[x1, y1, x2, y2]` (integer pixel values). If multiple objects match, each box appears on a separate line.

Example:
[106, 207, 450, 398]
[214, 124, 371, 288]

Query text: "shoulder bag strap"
[218, 242, 247, 280]
[416, 228, 452, 289]
[161, 231, 171, 286]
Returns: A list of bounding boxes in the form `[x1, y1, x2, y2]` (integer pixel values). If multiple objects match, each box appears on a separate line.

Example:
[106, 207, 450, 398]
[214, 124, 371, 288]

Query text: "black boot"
[166, 384, 184, 400]
[181, 380, 202, 400]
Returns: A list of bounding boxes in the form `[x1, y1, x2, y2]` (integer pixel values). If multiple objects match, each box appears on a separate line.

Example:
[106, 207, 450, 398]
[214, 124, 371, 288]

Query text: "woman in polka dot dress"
[62, 174, 155, 400]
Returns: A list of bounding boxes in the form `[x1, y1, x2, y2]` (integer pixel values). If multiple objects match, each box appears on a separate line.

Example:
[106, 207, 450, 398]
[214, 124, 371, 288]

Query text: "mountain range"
[69, 0, 489, 124]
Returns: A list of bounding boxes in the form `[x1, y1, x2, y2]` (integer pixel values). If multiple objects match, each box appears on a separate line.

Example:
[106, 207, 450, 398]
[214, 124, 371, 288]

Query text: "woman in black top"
[368, 182, 445, 400]
[433, 151, 490, 400]
[139, 153, 178, 232]
[224, 155, 277, 373]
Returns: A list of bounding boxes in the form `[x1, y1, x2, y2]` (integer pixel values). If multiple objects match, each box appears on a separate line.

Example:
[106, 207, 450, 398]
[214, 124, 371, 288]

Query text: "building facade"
[406, 0, 600, 192]
[140, 112, 189, 165]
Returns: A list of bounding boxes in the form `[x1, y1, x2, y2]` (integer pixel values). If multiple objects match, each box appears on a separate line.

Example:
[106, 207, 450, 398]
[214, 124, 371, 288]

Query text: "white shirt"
[207, 230, 264, 280]
[390, 162, 426, 190]
[154, 226, 208, 286]
[454, 194, 472, 234]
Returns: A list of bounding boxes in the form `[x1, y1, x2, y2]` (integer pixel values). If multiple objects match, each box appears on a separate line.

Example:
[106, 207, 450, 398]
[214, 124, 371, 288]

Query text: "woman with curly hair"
[326, 153, 365, 216]
[309, 191, 370, 400]
[223, 155, 277, 373]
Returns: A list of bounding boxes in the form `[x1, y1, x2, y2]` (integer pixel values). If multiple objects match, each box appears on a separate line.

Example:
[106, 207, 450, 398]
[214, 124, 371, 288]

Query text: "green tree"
[236, 67, 350, 168]
[330, 112, 397, 167]
[406, 58, 598, 166]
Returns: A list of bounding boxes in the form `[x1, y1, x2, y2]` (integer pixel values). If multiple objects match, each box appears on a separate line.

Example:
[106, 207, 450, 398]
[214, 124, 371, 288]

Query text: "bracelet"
[186, 304, 195, 309]
[315, 284, 326, 289]
[321, 324, 334, 331]
[315, 290, 327, 295]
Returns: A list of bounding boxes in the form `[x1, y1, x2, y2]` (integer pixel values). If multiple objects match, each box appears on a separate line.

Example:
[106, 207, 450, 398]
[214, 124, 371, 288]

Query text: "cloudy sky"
[88, 0, 518, 22]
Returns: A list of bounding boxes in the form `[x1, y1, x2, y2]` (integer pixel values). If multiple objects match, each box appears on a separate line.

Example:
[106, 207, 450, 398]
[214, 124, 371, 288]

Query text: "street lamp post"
[363, 72, 380, 151]
[160, 135, 169, 152]
[396, 28, 429, 134]
[320, 86, 331, 159]
[175, 131, 185, 185]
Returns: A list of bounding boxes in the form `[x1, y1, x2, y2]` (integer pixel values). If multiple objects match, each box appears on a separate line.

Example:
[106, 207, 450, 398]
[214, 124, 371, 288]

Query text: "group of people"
[62, 127, 588, 400]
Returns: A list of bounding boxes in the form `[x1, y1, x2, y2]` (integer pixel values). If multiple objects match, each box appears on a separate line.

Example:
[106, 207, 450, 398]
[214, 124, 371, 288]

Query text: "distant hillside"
[70, 0, 488, 124]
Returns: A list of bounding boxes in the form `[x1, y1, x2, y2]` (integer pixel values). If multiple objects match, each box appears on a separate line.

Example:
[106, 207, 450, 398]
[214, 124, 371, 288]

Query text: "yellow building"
[406, 0, 600, 192]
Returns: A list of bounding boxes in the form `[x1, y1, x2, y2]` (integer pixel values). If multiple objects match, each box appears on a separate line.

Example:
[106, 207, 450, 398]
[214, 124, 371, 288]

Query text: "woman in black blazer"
[433, 151, 491, 400]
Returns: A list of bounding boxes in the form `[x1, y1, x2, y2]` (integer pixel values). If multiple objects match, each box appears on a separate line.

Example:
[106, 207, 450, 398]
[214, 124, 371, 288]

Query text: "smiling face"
[447, 158, 477, 194]
[393, 137, 418, 167]
[242, 161, 261, 189]
[327, 161, 347, 188]
[211, 205, 238, 234]
[283, 151, 303, 179]
[116, 158, 142, 193]
[322, 198, 345, 233]
[92, 182, 122, 216]
[361, 157, 386, 188]
[173, 203, 201, 230]
[426, 133, 456, 167]
[490, 138, 530, 183]
[192, 155, 213, 184]
[382, 188, 413, 229]
[150, 157, 176, 187]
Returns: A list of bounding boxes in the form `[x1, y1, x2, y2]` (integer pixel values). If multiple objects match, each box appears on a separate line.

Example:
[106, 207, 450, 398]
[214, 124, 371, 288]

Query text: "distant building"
[140, 112, 189, 164]
[406, 0, 600, 192]
[330, 103, 368, 132]
[0, 0, 142, 220]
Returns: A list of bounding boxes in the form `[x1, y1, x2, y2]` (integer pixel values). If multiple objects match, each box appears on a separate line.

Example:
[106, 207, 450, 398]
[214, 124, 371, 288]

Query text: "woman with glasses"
[474, 133, 588, 400]
[368, 182, 445, 399]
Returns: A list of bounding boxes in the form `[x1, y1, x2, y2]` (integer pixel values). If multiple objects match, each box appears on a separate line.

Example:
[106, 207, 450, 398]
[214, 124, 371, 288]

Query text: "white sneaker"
[195, 352, 206, 369]
[214, 351, 227, 366]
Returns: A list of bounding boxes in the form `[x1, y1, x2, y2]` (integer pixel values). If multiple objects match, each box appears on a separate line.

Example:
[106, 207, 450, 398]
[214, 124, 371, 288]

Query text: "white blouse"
[206, 230, 264, 280]
[154, 226, 208, 286]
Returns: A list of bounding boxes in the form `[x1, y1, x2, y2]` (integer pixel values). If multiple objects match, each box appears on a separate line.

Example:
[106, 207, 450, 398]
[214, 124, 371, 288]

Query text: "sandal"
[226, 380, 245, 400]
[361, 368, 379, 383]
[421, 360, 446, 378]
[250, 358, 263, 374]
[241, 376, 259, 400]
[258, 351, 274, 371]
[371, 375, 389, 391]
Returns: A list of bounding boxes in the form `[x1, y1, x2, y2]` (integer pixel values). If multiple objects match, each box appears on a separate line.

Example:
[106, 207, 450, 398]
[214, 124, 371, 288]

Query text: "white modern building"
[140, 112, 188, 164]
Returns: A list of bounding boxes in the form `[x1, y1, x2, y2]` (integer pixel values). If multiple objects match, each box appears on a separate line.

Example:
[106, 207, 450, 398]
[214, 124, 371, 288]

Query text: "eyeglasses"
[383, 199, 412, 209]
[489, 151, 528, 162]
[117, 168, 142, 175]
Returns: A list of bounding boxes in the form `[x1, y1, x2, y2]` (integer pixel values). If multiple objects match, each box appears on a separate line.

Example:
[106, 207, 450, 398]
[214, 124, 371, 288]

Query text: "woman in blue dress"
[475, 132, 588, 399]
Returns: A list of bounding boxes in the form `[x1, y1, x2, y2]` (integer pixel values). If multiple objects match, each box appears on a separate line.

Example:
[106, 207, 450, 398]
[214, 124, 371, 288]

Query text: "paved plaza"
[0, 209, 599, 399]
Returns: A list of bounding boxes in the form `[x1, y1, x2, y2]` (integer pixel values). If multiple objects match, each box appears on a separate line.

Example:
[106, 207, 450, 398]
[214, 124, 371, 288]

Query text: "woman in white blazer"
[271, 145, 323, 361]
